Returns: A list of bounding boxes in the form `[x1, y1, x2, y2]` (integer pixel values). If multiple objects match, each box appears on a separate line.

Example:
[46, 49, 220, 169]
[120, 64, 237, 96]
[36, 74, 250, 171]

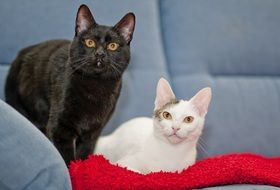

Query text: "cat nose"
[95, 48, 105, 58]
[96, 52, 105, 58]
[172, 127, 181, 132]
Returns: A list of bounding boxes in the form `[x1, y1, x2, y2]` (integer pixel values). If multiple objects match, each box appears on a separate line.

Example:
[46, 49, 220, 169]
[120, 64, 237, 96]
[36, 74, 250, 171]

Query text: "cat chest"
[62, 92, 117, 132]
[142, 144, 197, 172]
[65, 84, 118, 110]
[64, 94, 116, 119]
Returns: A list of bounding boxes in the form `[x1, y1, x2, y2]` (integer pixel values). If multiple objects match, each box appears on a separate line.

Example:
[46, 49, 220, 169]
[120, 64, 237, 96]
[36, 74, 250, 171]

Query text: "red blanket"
[69, 153, 280, 190]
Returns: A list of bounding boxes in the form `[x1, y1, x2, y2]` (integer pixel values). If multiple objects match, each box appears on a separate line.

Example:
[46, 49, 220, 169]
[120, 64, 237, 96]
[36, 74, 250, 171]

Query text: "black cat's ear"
[114, 13, 135, 44]
[75, 4, 96, 36]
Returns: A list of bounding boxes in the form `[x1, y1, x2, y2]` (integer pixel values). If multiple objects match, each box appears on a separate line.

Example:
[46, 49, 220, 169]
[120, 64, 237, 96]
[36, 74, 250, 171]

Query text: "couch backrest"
[160, 0, 280, 157]
[0, 0, 279, 158]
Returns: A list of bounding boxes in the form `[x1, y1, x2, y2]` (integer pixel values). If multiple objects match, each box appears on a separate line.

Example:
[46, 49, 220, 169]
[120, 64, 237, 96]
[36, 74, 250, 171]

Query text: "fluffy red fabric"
[69, 153, 280, 190]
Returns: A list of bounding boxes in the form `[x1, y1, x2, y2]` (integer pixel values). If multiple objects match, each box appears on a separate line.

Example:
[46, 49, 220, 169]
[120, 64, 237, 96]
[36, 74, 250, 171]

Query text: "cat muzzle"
[168, 132, 183, 139]
[95, 58, 106, 69]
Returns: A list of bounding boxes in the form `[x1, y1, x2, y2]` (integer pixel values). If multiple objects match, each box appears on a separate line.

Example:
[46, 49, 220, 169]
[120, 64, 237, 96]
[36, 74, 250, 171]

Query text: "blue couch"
[0, 0, 279, 189]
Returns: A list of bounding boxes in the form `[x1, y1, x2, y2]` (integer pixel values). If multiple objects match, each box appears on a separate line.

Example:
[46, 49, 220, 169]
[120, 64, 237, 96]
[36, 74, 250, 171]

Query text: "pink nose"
[172, 127, 181, 132]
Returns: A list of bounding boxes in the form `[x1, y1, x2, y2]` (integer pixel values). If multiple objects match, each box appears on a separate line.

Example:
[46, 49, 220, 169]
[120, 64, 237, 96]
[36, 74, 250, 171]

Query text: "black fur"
[5, 4, 135, 165]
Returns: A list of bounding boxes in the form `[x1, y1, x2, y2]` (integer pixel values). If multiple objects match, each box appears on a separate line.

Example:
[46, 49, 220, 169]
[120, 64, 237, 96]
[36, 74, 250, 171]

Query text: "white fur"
[94, 78, 212, 174]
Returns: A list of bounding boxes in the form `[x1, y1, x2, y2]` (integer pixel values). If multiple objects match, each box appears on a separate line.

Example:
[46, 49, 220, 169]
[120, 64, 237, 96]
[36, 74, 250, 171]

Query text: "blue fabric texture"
[202, 185, 280, 190]
[159, 0, 280, 158]
[0, 0, 279, 189]
[0, 99, 71, 190]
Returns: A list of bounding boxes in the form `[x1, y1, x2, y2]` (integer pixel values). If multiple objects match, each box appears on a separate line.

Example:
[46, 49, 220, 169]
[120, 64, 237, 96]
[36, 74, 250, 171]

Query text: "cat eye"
[107, 43, 119, 51]
[184, 116, 194, 123]
[162, 111, 172, 120]
[85, 39, 96, 48]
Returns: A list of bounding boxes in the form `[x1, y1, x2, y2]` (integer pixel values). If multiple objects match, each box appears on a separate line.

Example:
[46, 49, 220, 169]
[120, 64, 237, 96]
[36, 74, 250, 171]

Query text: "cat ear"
[190, 87, 212, 117]
[114, 13, 135, 45]
[75, 4, 96, 36]
[154, 78, 176, 110]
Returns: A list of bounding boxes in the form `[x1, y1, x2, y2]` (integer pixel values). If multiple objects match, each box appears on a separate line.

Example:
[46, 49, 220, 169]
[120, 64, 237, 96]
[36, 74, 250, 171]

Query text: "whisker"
[111, 61, 123, 72]
[109, 63, 122, 78]
[67, 59, 88, 77]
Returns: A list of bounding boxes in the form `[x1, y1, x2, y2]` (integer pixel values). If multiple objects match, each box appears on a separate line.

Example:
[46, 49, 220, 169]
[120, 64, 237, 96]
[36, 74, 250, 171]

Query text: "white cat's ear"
[154, 78, 176, 110]
[75, 4, 96, 36]
[114, 13, 135, 45]
[190, 87, 212, 117]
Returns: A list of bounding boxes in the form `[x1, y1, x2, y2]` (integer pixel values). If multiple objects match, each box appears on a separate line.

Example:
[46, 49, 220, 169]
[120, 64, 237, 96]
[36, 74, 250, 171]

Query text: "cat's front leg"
[52, 125, 78, 165]
[75, 130, 101, 160]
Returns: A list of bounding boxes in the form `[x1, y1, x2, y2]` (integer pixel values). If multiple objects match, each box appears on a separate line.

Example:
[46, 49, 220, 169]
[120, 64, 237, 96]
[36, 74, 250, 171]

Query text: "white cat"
[94, 78, 212, 174]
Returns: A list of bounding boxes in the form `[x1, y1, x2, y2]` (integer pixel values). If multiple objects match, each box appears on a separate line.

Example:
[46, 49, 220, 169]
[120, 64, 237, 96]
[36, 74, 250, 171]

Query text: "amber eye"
[162, 111, 172, 120]
[85, 39, 96, 48]
[107, 43, 119, 51]
[184, 116, 194, 123]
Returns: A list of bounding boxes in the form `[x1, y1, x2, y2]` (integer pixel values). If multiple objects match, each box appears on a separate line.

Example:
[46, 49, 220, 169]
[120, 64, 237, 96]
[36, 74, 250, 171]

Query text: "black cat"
[5, 4, 135, 165]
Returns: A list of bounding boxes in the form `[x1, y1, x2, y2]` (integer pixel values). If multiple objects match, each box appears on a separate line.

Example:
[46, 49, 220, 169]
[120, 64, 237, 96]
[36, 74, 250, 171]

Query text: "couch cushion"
[0, 99, 71, 189]
[0, 0, 168, 134]
[160, 0, 280, 157]
[160, 0, 280, 76]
